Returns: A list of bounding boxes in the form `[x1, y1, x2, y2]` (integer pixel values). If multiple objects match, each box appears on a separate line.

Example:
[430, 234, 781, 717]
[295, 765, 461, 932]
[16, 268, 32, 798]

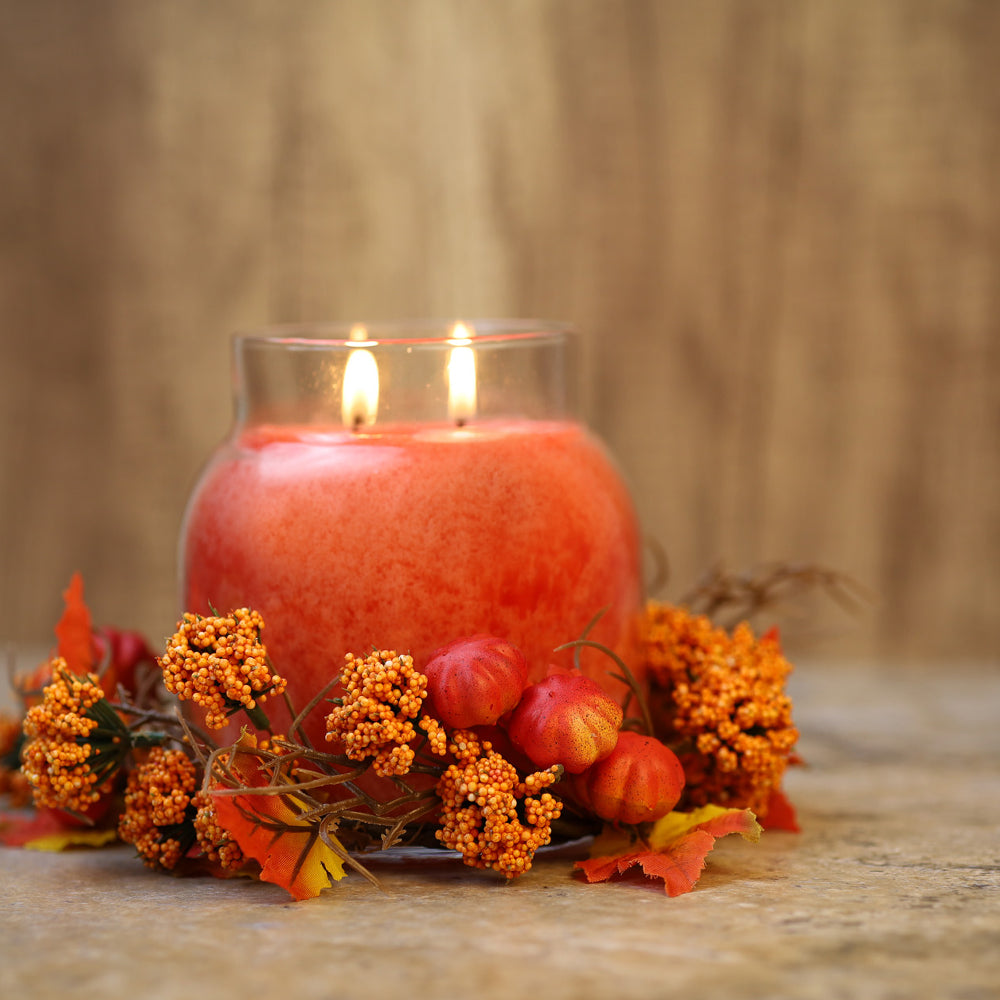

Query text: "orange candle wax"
[181, 419, 643, 740]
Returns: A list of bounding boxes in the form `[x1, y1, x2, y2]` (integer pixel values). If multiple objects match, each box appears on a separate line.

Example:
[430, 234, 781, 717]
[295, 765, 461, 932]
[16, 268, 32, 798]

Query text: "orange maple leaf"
[575, 805, 762, 896]
[212, 790, 348, 900]
[209, 747, 349, 901]
[54, 572, 95, 673]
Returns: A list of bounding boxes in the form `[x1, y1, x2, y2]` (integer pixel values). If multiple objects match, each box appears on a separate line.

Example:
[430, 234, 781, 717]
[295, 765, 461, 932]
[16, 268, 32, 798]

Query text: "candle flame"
[447, 342, 477, 425]
[342, 347, 379, 428]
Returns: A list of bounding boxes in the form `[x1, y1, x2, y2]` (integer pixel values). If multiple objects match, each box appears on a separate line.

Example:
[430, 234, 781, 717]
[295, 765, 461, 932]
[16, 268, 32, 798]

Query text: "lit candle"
[180, 321, 643, 744]
[447, 321, 477, 426]
[340, 327, 379, 429]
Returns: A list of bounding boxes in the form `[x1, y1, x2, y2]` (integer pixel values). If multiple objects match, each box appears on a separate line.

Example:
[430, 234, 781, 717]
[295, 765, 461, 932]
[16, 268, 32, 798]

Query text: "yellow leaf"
[24, 828, 119, 852]
[649, 805, 762, 851]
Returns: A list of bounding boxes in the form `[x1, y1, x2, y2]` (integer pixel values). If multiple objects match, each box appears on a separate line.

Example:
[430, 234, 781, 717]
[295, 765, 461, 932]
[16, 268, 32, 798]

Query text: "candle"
[179, 322, 643, 742]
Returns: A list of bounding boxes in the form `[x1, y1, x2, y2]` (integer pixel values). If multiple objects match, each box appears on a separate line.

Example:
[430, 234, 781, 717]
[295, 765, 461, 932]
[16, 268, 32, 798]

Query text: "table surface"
[2, 661, 998, 1000]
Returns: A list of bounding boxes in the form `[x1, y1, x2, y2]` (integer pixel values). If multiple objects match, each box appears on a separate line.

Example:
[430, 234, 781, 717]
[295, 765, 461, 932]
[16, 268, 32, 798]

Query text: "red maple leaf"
[760, 787, 801, 832]
[575, 806, 762, 896]
[45, 573, 156, 698]
[54, 572, 95, 673]
[0, 807, 116, 849]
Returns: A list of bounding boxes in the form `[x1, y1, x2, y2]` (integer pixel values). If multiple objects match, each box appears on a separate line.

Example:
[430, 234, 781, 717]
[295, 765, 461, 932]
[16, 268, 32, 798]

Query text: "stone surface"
[2, 662, 998, 999]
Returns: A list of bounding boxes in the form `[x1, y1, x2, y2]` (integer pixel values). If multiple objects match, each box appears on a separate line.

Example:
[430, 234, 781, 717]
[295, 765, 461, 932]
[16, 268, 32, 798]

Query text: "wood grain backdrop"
[1, 0, 997, 664]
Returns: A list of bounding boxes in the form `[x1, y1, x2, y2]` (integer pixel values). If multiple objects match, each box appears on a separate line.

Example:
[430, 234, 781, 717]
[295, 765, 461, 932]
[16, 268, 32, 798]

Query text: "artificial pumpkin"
[506, 672, 622, 774]
[572, 730, 685, 825]
[422, 635, 529, 728]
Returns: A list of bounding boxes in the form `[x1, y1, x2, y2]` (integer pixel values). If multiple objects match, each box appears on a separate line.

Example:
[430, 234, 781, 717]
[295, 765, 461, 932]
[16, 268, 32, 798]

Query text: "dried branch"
[678, 561, 872, 630]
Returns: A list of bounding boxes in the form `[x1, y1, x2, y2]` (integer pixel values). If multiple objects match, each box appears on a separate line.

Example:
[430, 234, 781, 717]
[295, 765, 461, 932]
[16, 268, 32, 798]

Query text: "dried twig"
[678, 561, 871, 630]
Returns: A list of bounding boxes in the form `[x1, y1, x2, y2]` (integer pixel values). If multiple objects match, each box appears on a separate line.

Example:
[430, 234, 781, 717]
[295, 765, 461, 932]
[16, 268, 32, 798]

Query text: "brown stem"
[287, 676, 340, 748]
[678, 561, 871, 629]
[554, 638, 654, 737]
[570, 607, 609, 671]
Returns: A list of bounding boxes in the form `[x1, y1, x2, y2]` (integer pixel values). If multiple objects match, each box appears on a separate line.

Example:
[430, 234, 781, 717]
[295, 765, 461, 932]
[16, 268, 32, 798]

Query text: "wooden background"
[1, 0, 997, 665]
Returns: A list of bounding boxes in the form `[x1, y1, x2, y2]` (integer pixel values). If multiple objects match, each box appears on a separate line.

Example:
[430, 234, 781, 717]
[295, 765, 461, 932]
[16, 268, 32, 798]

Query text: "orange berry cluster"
[435, 730, 563, 879]
[644, 603, 798, 814]
[159, 609, 287, 729]
[118, 747, 199, 870]
[192, 790, 245, 871]
[20, 663, 124, 813]
[325, 650, 445, 777]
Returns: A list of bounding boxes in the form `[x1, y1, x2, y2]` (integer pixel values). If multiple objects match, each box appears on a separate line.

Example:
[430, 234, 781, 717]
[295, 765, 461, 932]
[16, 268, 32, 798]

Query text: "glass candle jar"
[180, 320, 643, 741]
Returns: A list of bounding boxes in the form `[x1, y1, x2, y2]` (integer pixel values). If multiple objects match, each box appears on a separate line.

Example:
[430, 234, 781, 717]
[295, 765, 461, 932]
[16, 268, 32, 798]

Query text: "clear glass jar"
[180, 320, 642, 741]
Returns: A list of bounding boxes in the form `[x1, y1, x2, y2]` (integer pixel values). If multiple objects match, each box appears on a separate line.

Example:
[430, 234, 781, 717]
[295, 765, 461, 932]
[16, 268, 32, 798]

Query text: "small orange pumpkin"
[506, 672, 623, 774]
[422, 635, 529, 728]
[573, 731, 685, 825]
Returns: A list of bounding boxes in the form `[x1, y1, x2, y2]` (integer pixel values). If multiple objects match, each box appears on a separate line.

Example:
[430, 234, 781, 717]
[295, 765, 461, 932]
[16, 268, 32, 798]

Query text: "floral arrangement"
[0, 567, 857, 899]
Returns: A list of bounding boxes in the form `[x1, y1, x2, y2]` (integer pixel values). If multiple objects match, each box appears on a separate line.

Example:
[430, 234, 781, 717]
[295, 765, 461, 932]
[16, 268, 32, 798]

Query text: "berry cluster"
[159, 609, 287, 729]
[20, 664, 129, 813]
[325, 650, 446, 776]
[645, 603, 798, 814]
[435, 730, 563, 879]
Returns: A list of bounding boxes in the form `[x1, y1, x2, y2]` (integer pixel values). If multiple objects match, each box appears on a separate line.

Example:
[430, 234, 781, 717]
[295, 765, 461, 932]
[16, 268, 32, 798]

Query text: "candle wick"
[353, 413, 364, 432]
[456, 417, 467, 429]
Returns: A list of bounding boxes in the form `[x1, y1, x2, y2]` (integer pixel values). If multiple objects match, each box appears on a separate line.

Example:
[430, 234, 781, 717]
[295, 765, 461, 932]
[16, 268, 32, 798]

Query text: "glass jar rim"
[233, 318, 575, 349]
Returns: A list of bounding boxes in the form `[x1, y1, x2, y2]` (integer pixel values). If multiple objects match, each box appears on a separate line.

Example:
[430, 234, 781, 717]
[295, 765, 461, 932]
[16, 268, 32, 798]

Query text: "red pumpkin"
[422, 635, 529, 728]
[506, 672, 622, 774]
[573, 731, 685, 825]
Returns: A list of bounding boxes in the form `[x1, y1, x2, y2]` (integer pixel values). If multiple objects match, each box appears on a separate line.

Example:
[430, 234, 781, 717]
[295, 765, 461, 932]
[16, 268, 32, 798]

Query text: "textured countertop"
[3, 662, 998, 1000]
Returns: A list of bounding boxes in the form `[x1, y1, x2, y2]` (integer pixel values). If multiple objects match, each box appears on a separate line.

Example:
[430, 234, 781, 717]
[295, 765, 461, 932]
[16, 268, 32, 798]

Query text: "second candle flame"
[447, 322, 477, 426]
[342, 328, 379, 429]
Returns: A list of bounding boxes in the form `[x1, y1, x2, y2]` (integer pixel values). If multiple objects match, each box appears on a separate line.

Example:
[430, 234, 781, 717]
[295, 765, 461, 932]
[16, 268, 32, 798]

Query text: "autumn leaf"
[0, 808, 117, 850]
[760, 787, 801, 832]
[575, 805, 762, 896]
[211, 787, 349, 900]
[648, 804, 762, 848]
[54, 572, 95, 673]
[209, 746, 350, 901]
[26, 828, 119, 851]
